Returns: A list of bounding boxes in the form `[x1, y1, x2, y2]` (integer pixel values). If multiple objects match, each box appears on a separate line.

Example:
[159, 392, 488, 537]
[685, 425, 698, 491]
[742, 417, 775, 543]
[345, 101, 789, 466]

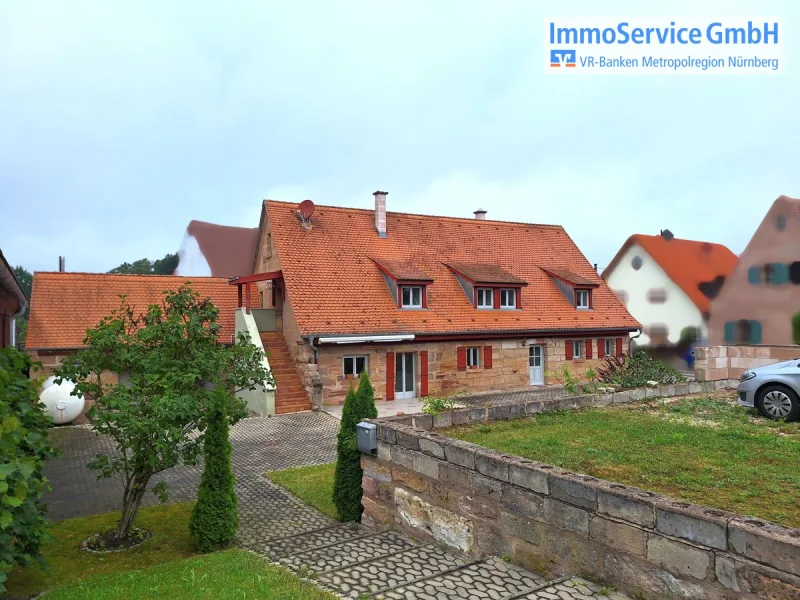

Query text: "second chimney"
[374, 190, 388, 238]
[473, 209, 487, 220]
[58, 256, 65, 272]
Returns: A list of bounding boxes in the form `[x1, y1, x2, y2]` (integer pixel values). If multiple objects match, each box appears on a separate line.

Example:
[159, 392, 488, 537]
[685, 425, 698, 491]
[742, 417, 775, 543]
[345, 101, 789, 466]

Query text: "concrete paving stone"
[280, 530, 416, 573]
[263, 522, 366, 559]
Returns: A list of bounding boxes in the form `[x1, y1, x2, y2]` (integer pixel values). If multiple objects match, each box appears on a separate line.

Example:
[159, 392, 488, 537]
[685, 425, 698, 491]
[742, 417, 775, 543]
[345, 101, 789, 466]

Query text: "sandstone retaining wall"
[695, 344, 800, 382]
[362, 384, 800, 600]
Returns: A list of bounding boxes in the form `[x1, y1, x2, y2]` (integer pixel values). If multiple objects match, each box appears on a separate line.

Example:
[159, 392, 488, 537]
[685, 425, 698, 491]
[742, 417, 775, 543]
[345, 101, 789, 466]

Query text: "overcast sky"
[2, 1, 797, 274]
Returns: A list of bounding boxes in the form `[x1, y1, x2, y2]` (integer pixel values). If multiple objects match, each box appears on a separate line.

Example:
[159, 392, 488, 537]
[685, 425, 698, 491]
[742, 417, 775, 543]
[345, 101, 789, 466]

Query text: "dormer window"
[476, 288, 493, 308]
[401, 285, 423, 309]
[576, 289, 590, 309]
[500, 288, 517, 309]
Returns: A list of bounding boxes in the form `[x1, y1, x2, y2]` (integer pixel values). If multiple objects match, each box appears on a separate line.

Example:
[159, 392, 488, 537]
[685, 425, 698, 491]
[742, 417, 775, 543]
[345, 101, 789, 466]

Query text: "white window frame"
[401, 286, 423, 308]
[466, 347, 480, 368]
[499, 288, 516, 309]
[576, 289, 590, 309]
[604, 339, 612, 357]
[476, 288, 493, 308]
[343, 355, 369, 378]
[573, 340, 584, 359]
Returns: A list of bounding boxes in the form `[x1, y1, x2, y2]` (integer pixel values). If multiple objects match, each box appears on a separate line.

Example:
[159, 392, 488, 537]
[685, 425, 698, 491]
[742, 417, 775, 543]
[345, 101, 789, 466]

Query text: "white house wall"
[175, 234, 212, 277]
[605, 244, 704, 345]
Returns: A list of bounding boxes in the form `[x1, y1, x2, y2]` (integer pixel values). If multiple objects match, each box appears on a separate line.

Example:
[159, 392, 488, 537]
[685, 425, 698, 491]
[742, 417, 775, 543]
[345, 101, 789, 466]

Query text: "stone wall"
[317, 336, 618, 406]
[362, 384, 800, 600]
[695, 344, 800, 381]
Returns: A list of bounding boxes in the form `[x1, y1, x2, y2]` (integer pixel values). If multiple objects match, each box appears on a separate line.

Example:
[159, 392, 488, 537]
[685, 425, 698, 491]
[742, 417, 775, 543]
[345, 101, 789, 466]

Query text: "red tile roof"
[371, 258, 433, 282]
[542, 267, 599, 287]
[26, 273, 245, 349]
[604, 234, 738, 313]
[265, 201, 639, 337]
[445, 263, 527, 285]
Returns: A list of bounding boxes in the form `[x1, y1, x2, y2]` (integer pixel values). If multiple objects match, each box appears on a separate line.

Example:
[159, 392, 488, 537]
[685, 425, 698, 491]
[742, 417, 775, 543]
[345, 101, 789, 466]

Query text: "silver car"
[738, 358, 800, 421]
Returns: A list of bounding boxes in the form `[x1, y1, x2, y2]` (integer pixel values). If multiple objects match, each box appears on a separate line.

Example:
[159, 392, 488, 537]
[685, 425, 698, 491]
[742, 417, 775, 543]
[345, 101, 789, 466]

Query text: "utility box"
[356, 422, 377, 455]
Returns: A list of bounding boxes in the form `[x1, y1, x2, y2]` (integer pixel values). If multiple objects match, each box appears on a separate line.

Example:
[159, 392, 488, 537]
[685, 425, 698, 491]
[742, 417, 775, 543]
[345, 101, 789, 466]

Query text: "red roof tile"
[26, 273, 245, 349]
[371, 258, 433, 282]
[604, 234, 738, 313]
[445, 263, 527, 285]
[265, 201, 639, 336]
[542, 267, 599, 287]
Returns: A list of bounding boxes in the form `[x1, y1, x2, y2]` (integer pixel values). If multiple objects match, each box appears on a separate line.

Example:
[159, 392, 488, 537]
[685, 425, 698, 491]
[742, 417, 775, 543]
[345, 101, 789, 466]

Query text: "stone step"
[279, 530, 417, 575]
[374, 556, 548, 600]
[318, 544, 474, 598]
[263, 522, 368, 559]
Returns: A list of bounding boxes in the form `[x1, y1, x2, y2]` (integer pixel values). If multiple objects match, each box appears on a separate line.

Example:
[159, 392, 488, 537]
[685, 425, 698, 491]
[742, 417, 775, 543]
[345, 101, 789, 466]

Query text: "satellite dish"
[299, 199, 315, 219]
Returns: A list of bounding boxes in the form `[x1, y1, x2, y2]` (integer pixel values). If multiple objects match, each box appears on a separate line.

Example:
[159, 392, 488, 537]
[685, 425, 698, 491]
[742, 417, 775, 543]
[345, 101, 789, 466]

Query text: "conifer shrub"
[332, 372, 377, 522]
[190, 390, 238, 552]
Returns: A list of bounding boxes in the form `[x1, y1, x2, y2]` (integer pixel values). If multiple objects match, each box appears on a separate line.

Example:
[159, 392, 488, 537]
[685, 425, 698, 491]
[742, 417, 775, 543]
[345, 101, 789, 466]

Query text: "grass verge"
[445, 395, 800, 528]
[267, 462, 338, 520]
[6, 502, 197, 596]
[43, 549, 338, 600]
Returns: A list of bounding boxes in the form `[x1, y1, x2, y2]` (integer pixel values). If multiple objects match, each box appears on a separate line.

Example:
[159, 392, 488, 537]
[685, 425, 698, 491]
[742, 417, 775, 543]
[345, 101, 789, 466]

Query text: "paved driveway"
[43, 411, 339, 521]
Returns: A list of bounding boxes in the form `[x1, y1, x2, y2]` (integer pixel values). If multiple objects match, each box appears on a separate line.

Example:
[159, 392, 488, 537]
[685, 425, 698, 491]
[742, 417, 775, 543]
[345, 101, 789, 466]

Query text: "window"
[476, 288, 493, 308]
[604, 339, 612, 357]
[723, 320, 762, 344]
[401, 286, 423, 308]
[499, 289, 516, 309]
[576, 289, 590, 309]
[343, 355, 368, 378]
[466, 347, 480, 368]
[573, 340, 584, 359]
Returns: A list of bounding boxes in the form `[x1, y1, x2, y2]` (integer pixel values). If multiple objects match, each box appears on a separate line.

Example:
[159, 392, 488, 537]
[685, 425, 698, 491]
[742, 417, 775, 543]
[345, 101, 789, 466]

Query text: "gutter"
[629, 327, 643, 355]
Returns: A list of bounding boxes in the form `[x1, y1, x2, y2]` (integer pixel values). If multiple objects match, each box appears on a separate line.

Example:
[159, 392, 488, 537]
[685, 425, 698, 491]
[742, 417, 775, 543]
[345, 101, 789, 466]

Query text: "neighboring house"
[708, 195, 800, 346]
[245, 192, 639, 407]
[602, 231, 737, 353]
[0, 250, 28, 349]
[175, 220, 259, 277]
[26, 272, 246, 383]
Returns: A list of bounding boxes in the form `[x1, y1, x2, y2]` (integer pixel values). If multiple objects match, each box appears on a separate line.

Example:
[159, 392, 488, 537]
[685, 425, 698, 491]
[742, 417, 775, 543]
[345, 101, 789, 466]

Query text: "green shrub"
[545, 364, 582, 393]
[0, 348, 58, 593]
[793, 312, 800, 345]
[332, 372, 377, 522]
[598, 351, 685, 389]
[190, 390, 238, 552]
[420, 391, 466, 415]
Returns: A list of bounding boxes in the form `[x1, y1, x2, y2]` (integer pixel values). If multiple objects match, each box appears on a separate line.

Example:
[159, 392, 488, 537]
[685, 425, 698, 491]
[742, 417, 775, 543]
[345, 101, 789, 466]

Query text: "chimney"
[473, 209, 487, 220]
[593, 263, 598, 272]
[58, 256, 65, 272]
[374, 190, 388, 238]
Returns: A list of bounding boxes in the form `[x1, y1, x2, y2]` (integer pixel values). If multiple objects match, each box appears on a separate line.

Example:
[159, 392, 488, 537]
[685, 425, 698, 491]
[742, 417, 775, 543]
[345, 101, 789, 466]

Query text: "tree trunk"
[114, 476, 149, 541]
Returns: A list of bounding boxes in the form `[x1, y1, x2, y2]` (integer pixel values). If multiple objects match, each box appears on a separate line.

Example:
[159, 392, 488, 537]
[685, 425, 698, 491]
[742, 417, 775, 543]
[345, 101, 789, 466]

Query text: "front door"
[529, 345, 544, 385]
[395, 352, 416, 399]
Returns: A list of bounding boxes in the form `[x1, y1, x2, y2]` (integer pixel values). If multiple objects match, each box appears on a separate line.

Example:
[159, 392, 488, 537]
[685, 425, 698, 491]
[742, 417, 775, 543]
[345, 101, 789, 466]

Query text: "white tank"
[39, 376, 85, 425]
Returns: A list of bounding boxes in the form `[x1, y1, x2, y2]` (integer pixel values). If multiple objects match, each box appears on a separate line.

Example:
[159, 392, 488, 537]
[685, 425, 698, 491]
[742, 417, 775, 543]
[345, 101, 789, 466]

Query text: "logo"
[550, 49, 576, 67]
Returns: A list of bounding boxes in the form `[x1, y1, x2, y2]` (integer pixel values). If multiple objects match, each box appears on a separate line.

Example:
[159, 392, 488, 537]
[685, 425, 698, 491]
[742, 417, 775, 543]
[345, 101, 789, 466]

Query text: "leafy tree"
[793, 312, 800, 345]
[190, 388, 238, 552]
[109, 253, 179, 275]
[12, 266, 32, 347]
[332, 372, 377, 522]
[55, 284, 270, 544]
[0, 348, 58, 593]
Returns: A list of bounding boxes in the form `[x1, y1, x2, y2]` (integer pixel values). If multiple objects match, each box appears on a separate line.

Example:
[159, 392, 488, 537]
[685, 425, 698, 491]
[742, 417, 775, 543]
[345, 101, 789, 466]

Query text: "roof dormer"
[371, 258, 433, 309]
[445, 263, 528, 310]
[542, 267, 600, 310]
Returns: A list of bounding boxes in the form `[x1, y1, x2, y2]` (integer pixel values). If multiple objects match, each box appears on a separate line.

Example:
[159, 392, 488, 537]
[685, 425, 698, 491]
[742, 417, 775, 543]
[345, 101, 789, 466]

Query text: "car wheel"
[756, 384, 800, 421]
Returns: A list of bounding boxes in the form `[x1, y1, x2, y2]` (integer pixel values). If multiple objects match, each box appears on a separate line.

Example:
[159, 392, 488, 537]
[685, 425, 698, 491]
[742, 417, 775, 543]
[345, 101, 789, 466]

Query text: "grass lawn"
[5, 502, 198, 596]
[267, 462, 338, 520]
[445, 395, 800, 528]
[43, 549, 338, 600]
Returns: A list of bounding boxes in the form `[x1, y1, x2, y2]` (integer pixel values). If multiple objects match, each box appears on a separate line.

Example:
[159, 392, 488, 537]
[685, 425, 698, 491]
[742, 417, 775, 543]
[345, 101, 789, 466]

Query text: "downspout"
[628, 327, 643, 356]
[10, 304, 26, 348]
[303, 335, 318, 364]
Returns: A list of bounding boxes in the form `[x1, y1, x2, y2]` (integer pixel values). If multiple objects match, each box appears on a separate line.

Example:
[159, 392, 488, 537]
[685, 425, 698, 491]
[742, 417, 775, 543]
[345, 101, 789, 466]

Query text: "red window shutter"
[588, 290, 593, 309]
[483, 346, 493, 369]
[493, 288, 501, 309]
[516, 288, 522, 309]
[421, 286, 427, 309]
[473, 288, 478, 308]
[585, 339, 592, 359]
[565, 340, 573, 360]
[386, 352, 395, 400]
[598, 338, 605, 359]
[616, 337, 623, 357]
[420, 350, 429, 396]
[397, 287, 403, 309]
[457, 346, 467, 371]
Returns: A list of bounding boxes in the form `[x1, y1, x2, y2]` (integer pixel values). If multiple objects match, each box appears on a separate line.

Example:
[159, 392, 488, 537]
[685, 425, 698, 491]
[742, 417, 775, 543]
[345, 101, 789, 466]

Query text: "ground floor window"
[466, 346, 480, 368]
[573, 340, 584, 359]
[343, 355, 368, 378]
[604, 339, 612, 357]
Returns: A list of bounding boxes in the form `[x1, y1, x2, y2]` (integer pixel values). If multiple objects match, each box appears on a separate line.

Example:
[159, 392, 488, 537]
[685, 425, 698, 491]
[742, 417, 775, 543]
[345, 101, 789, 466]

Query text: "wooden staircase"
[260, 332, 312, 414]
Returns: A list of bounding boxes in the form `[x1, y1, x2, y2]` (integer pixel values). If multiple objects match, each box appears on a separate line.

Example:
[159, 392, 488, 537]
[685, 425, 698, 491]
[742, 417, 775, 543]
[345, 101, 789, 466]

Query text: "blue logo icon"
[550, 49, 576, 67]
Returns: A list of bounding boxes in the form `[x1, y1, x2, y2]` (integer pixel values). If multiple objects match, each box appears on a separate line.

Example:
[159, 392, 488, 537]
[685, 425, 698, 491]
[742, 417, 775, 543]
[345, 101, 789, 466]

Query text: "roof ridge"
[264, 199, 564, 229]
[630, 233, 733, 248]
